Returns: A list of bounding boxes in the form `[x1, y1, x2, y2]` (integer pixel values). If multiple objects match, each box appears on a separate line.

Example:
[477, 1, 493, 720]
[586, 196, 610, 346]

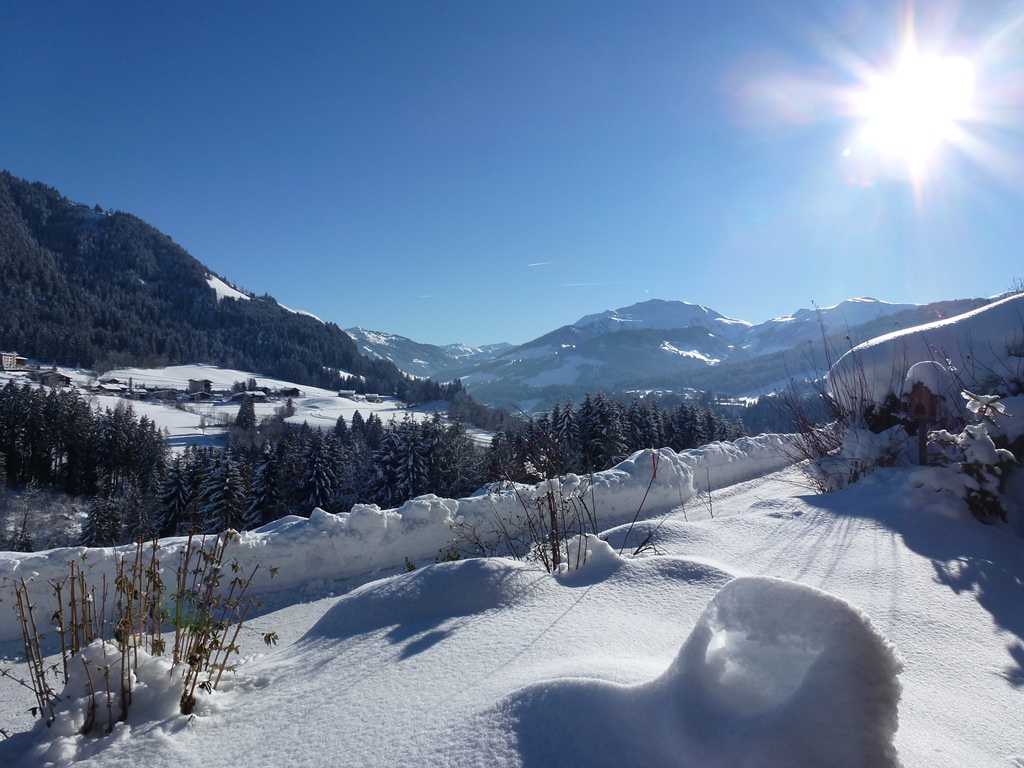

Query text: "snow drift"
[501, 575, 902, 768]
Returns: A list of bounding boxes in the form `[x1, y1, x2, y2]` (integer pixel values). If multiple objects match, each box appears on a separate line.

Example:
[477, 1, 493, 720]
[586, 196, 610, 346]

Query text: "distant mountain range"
[0, 171, 993, 412]
[346, 296, 988, 409]
[344, 327, 512, 380]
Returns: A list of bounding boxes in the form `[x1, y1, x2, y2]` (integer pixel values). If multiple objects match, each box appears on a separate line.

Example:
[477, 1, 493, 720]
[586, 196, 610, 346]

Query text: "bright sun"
[857, 42, 974, 180]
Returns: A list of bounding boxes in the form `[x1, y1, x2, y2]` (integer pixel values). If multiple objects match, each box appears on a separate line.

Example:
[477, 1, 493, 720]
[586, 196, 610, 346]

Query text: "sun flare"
[853, 29, 975, 184]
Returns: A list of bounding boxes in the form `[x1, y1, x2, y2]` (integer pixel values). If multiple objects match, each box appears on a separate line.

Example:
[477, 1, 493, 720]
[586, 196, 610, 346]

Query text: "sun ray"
[852, 11, 975, 197]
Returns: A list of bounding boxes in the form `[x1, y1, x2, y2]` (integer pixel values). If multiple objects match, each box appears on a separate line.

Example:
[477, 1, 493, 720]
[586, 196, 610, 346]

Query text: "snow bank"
[503, 575, 902, 768]
[0, 436, 791, 646]
[299, 556, 542, 642]
[829, 292, 1024, 406]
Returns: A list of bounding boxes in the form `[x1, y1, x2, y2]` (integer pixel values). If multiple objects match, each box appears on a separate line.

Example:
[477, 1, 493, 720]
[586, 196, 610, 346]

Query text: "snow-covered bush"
[927, 391, 1017, 523]
[482, 472, 600, 573]
[10, 532, 274, 735]
[805, 424, 915, 492]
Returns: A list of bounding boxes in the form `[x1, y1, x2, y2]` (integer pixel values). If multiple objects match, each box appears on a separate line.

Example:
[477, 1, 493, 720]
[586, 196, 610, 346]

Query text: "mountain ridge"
[0, 172, 411, 395]
[347, 295, 988, 409]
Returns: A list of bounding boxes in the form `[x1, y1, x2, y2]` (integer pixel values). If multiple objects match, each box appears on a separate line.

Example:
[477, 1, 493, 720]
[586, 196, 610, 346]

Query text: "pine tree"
[300, 430, 337, 513]
[349, 410, 366, 444]
[363, 413, 385, 451]
[235, 395, 257, 431]
[394, 416, 429, 502]
[368, 423, 399, 507]
[244, 442, 283, 529]
[80, 495, 121, 547]
[117, 482, 151, 543]
[333, 414, 350, 446]
[578, 393, 625, 472]
[155, 456, 191, 537]
[200, 452, 249, 534]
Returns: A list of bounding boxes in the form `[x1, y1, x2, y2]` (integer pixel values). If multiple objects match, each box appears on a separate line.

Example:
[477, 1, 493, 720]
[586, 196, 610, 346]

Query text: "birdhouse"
[908, 381, 939, 423]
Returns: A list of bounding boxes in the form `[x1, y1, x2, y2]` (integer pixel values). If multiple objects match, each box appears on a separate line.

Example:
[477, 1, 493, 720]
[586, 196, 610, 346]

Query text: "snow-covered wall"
[0, 436, 792, 645]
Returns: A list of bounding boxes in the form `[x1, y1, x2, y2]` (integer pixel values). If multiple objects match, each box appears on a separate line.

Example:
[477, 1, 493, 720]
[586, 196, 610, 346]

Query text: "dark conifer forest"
[0, 171, 412, 396]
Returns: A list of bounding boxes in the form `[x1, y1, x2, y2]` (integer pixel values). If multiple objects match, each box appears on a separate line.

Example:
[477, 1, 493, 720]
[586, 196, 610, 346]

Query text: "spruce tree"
[235, 395, 257, 431]
[349, 410, 366, 444]
[81, 495, 121, 547]
[155, 456, 191, 537]
[333, 414, 350, 446]
[244, 442, 282, 529]
[200, 452, 249, 534]
[368, 424, 402, 507]
[300, 430, 337, 513]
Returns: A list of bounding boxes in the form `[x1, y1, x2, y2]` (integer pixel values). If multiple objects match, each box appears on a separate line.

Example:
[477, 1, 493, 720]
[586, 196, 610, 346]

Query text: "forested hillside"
[0, 172, 410, 394]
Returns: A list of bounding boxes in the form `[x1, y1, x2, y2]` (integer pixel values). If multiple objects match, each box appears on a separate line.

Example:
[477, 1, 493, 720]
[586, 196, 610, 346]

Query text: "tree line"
[1, 382, 750, 551]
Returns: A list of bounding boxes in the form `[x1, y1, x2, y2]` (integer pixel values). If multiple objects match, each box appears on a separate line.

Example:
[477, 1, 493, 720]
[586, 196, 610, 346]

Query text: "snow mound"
[504, 576, 902, 768]
[830, 292, 1024, 406]
[300, 557, 540, 642]
[19, 641, 189, 765]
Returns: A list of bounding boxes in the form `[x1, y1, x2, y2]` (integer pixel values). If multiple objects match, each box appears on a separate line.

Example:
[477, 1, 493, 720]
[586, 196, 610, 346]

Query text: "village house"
[0, 351, 28, 371]
[39, 369, 73, 388]
[230, 390, 267, 402]
[188, 378, 214, 395]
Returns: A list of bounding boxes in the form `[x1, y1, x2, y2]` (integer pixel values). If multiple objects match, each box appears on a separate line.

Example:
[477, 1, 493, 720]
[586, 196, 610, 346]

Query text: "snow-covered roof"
[902, 360, 952, 398]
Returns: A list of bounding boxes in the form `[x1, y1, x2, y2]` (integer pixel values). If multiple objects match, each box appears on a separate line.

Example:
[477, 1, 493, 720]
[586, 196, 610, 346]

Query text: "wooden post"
[907, 381, 939, 466]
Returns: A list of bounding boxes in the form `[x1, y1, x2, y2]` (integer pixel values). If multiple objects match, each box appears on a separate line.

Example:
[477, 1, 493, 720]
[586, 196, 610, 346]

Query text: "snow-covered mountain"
[741, 297, 920, 355]
[442, 341, 514, 362]
[346, 296, 987, 408]
[344, 328, 511, 380]
[573, 299, 752, 343]
[461, 297, 983, 403]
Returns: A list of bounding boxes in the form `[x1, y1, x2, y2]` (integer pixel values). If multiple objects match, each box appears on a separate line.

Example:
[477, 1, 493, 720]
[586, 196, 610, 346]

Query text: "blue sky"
[2, 1, 1023, 346]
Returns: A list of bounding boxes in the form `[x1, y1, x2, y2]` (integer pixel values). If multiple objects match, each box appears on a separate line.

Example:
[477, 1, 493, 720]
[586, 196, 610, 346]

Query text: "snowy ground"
[0, 434, 1021, 767]
[0, 363, 438, 452]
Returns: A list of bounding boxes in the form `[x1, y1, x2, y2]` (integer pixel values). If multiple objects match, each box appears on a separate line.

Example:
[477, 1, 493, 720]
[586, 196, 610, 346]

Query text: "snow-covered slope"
[442, 341, 513, 361]
[829, 291, 1024, 407]
[205, 275, 250, 302]
[345, 327, 511, 380]
[1, 434, 1021, 766]
[0, 363, 427, 454]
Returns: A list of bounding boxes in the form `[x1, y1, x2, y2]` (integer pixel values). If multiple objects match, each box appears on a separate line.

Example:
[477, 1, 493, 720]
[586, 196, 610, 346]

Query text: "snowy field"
[0, 434, 1022, 767]
[0, 363, 435, 452]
